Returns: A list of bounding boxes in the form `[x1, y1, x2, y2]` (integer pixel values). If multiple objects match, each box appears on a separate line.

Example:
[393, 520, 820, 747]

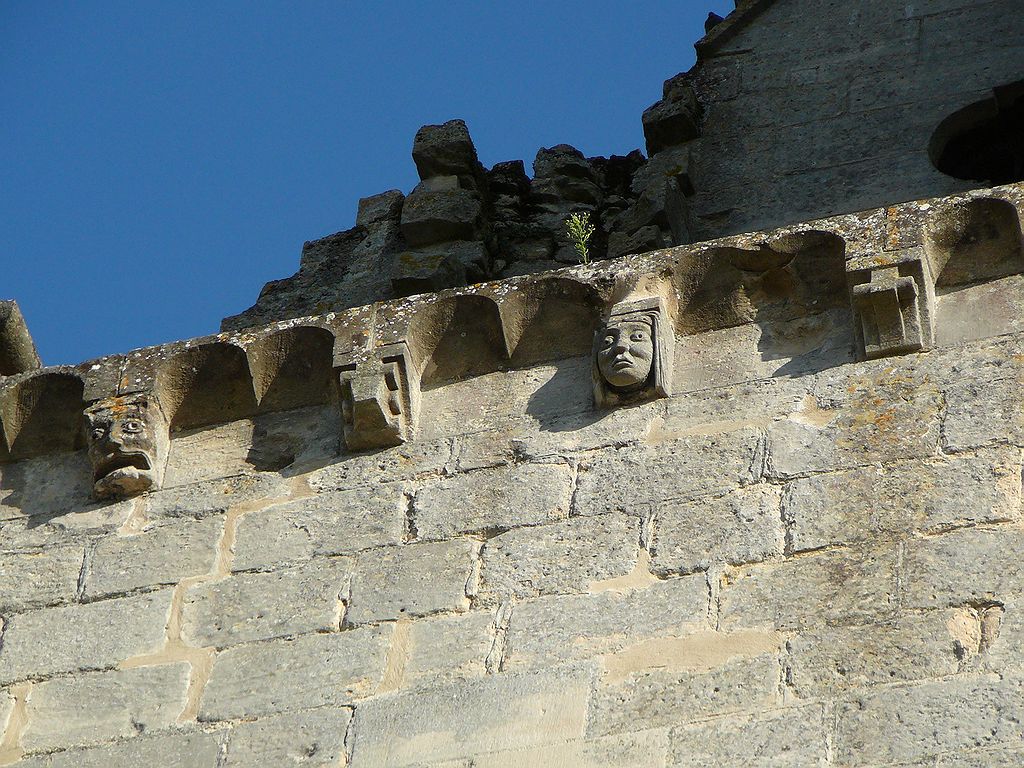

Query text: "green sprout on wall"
[565, 211, 595, 265]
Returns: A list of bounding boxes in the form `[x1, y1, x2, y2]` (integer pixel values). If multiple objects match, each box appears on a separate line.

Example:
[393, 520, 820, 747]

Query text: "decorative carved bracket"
[336, 342, 421, 451]
[847, 250, 935, 360]
[593, 296, 674, 409]
[83, 393, 169, 500]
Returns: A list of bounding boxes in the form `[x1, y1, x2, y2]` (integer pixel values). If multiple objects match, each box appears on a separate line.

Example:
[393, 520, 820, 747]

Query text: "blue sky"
[3, 1, 733, 365]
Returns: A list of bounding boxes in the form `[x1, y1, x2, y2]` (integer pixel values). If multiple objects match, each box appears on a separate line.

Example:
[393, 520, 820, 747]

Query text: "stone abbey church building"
[3, 1, 1024, 765]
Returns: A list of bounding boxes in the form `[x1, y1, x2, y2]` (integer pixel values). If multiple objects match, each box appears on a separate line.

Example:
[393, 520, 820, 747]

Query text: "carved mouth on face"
[612, 358, 636, 370]
[93, 452, 152, 481]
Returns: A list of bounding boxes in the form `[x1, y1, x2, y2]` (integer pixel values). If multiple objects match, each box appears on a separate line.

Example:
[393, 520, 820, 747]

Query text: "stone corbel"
[847, 250, 935, 360]
[83, 392, 169, 500]
[593, 296, 674, 409]
[336, 341, 420, 451]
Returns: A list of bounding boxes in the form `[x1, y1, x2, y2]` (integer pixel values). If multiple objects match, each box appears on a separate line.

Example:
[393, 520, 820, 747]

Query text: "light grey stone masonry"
[21, 730, 224, 768]
[182, 556, 353, 647]
[199, 624, 392, 721]
[223, 707, 352, 767]
[0, 544, 84, 612]
[346, 539, 477, 625]
[231, 485, 406, 572]
[477, 513, 640, 604]
[404, 609, 496, 685]
[0, 688, 12, 736]
[21, 662, 191, 753]
[413, 462, 572, 540]
[84, 515, 223, 598]
[0, 590, 173, 684]
[650, 485, 783, 575]
[349, 663, 594, 767]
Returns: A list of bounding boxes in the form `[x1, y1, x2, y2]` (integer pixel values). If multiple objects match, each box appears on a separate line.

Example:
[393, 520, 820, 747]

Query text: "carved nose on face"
[612, 338, 630, 354]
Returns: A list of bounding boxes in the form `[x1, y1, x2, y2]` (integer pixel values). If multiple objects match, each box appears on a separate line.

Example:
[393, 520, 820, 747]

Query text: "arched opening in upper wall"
[930, 81, 1024, 186]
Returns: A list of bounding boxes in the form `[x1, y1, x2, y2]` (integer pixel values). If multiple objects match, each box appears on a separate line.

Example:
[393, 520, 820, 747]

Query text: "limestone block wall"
[2, 184, 1024, 765]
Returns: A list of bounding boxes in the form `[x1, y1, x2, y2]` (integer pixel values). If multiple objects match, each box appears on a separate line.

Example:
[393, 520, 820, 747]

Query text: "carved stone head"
[593, 297, 673, 408]
[83, 394, 169, 499]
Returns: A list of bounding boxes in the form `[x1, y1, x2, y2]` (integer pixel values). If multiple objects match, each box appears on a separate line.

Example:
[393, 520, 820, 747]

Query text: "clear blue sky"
[3, 1, 733, 366]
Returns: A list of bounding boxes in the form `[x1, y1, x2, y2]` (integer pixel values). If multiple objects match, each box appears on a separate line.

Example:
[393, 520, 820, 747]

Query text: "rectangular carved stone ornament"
[593, 296, 674, 409]
[337, 342, 420, 451]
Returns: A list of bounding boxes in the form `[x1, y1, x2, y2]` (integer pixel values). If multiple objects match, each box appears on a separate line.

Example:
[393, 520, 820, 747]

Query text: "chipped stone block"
[337, 341, 421, 451]
[477, 514, 640, 604]
[503, 574, 709, 671]
[399, 189, 483, 247]
[0, 590, 173, 685]
[786, 448, 1022, 551]
[348, 663, 594, 767]
[787, 611, 969, 698]
[587, 652, 781, 738]
[404, 609, 496, 685]
[834, 674, 1024, 766]
[942, 369, 1024, 453]
[199, 625, 391, 721]
[573, 428, 763, 516]
[22, 663, 191, 753]
[347, 539, 476, 625]
[0, 300, 40, 376]
[305, 437, 451, 492]
[0, 688, 13, 736]
[718, 546, 900, 631]
[145, 471, 293, 520]
[413, 462, 572, 539]
[182, 557, 353, 648]
[231, 485, 406, 572]
[223, 707, 352, 767]
[356, 189, 404, 228]
[392, 240, 490, 296]
[903, 527, 1024, 610]
[84, 515, 223, 598]
[668, 706, 829, 767]
[642, 88, 701, 156]
[412, 119, 482, 185]
[34, 731, 224, 768]
[0, 544, 84, 612]
[0, 451, 95, 521]
[469, 729, 671, 768]
[650, 485, 783, 575]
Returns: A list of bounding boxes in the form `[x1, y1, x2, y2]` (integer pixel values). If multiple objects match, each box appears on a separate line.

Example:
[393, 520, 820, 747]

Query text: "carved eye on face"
[91, 427, 106, 441]
[122, 420, 143, 434]
[630, 330, 648, 343]
[603, 334, 615, 347]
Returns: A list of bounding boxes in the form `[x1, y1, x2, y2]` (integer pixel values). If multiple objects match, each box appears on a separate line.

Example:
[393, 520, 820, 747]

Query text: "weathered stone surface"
[0, 544, 84, 612]
[503, 574, 709, 671]
[0, 451, 95, 521]
[357, 189, 404, 228]
[28, 730, 224, 768]
[0, 688, 13, 735]
[145, 471, 292, 519]
[903, 527, 1024, 610]
[834, 674, 1024, 766]
[413, 463, 572, 540]
[587, 652, 781, 737]
[22, 663, 191, 752]
[306, 438, 451, 492]
[403, 609, 496, 685]
[412, 119, 482, 184]
[786, 611, 967, 698]
[466, 729, 671, 768]
[400, 189, 483, 247]
[718, 546, 900, 631]
[200, 625, 391, 721]
[0, 590, 173, 684]
[785, 448, 1022, 551]
[573, 428, 764, 516]
[349, 663, 594, 766]
[642, 79, 701, 156]
[84, 515, 223, 598]
[650, 485, 783, 575]
[0, 299, 41, 376]
[182, 557, 352, 647]
[347, 539, 476, 625]
[477, 514, 639, 603]
[942, 364, 1024, 452]
[223, 707, 352, 767]
[231, 485, 405, 572]
[668, 706, 828, 767]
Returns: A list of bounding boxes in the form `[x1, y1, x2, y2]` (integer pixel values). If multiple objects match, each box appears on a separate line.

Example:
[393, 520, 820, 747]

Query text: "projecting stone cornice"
[2, 182, 1022, 467]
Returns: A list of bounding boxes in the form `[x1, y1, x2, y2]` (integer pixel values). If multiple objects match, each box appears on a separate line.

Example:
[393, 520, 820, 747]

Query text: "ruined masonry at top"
[2, 1, 1024, 767]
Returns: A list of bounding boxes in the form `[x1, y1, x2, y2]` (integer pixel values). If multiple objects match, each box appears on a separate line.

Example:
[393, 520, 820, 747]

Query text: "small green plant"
[565, 211, 595, 265]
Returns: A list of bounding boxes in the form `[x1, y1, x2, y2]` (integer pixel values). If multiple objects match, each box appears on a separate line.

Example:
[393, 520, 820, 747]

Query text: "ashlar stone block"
[650, 484, 783, 575]
[199, 625, 391, 721]
[0, 590, 173, 685]
[348, 663, 594, 767]
[413, 462, 572, 540]
[477, 514, 640, 604]
[23, 730, 223, 768]
[231, 485, 406, 572]
[0, 544, 84, 612]
[346, 539, 477, 625]
[84, 515, 223, 598]
[467, 729, 671, 768]
[223, 707, 352, 767]
[403, 609, 496, 686]
[22, 662, 191, 753]
[182, 557, 353, 648]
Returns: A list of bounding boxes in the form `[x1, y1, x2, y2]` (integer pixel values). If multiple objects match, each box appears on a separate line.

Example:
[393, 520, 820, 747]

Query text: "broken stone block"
[531, 145, 602, 205]
[412, 119, 484, 189]
[0, 299, 40, 376]
[399, 188, 484, 247]
[642, 75, 702, 156]
[487, 160, 530, 198]
[355, 189, 404, 228]
[847, 249, 935, 359]
[392, 240, 490, 296]
[606, 225, 665, 259]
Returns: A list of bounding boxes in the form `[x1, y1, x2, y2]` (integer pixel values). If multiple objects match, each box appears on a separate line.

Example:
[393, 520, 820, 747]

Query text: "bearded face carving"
[593, 297, 673, 409]
[84, 394, 169, 499]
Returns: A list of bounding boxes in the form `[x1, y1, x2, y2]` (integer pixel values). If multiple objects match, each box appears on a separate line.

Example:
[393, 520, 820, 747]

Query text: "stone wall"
[2, 182, 1024, 765]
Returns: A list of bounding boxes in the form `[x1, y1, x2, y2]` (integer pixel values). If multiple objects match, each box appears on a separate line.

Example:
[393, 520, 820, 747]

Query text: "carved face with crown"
[84, 394, 168, 499]
[597, 316, 655, 390]
[592, 297, 673, 409]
